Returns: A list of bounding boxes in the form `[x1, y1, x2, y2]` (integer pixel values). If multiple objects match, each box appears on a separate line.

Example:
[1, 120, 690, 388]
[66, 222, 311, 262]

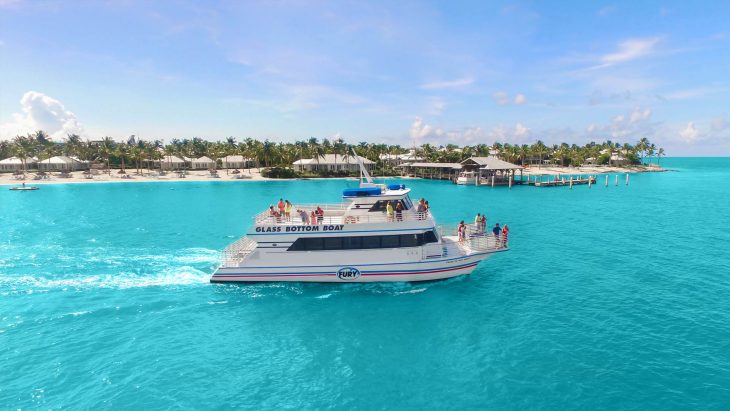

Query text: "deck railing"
[221, 236, 257, 267]
[254, 204, 434, 226]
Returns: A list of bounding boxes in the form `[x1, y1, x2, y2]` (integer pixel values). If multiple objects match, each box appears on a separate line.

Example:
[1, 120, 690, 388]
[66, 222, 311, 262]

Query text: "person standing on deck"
[277, 198, 285, 215]
[386, 201, 394, 222]
[416, 199, 425, 219]
[501, 225, 509, 247]
[457, 221, 466, 242]
[481, 214, 487, 233]
[395, 202, 403, 221]
[284, 200, 293, 221]
[315, 206, 324, 224]
[492, 223, 501, 247]
[298, 209, 309, 224]
[474, 213, 482, 232]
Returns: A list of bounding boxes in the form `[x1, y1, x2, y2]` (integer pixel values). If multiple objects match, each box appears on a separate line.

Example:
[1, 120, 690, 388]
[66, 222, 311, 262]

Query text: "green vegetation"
[0, 131, 664, 175]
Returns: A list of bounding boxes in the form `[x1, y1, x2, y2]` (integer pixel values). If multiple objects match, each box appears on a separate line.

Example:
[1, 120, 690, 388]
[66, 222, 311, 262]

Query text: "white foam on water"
[395, 288, 427, 295]
[0, 267, 212, 290]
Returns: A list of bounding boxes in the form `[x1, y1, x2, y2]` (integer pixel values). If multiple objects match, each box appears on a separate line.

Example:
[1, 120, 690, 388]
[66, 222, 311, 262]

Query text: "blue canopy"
[342, 187, 382, 197]
[387, 183, 406, 190]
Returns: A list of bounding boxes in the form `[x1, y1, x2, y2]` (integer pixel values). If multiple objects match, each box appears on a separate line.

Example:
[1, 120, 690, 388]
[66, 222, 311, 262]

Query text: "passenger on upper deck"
[297, 209, 309, 224]
[277, 198, 285, 215]
[315, 206, 324, 224]
[386, 201, 394, 222]
[395, 202, 403, 221]
[285, 200, 293, 221]
[310, 211, 317, 225]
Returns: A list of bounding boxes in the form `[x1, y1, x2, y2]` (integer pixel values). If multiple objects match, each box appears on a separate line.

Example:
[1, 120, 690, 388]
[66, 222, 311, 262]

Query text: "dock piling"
[605, 175, 608, 187]
[626, 174, 629, 186]
[615, 175, 619, 186]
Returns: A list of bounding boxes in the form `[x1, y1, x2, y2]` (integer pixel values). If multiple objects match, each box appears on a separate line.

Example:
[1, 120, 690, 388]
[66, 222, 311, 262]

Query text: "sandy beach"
[520, 163, 666, 176]
[0, 164, 665, 187]
[0, 168, 270, 186]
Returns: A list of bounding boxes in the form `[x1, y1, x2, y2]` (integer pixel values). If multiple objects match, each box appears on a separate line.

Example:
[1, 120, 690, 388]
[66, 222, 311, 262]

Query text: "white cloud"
[0, 91, 83, 140]
[492, 91, 510, 105]
[679, 122, 699, 142]
[629, 107, 651, 123]
[408, 117, 486, 145]
[489, 123, 532, 143]
[409, 117, 443, 143]
[514, 93, 527, 105]
[601, 37, 660, 65]
[420, 77, 475, 90]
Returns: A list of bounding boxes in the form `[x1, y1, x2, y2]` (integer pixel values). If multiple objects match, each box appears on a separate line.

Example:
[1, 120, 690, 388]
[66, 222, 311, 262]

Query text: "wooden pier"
[528, 176, 597, 187]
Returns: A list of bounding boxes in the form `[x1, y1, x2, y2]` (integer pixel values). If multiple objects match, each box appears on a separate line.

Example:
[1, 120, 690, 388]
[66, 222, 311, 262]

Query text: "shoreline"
[0, 165, 665, 187]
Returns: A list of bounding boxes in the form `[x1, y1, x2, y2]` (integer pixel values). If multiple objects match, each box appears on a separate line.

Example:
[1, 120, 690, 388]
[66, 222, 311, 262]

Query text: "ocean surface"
[1, 157, 730, 409]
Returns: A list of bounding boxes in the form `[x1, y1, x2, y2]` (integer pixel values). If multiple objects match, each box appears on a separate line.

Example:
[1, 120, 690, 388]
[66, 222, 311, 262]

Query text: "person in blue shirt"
[492, 223, 501, 246]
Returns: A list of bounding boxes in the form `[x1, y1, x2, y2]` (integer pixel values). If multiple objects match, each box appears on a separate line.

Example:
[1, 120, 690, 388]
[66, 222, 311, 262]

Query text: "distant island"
[0, 130, 665, 184]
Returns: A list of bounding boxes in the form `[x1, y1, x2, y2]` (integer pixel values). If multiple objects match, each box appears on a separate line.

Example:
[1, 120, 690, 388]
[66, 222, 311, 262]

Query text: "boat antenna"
[351, 148, 374, 185]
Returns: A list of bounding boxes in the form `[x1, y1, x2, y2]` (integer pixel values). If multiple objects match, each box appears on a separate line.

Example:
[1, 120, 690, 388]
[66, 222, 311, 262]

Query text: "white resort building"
[192, 156, 216, 170]
[37, 156, 87, 171]
[292, 154, 375, 172]
[378, 150, 424, 166]
[0, 156, 37, 172]
[221, 155, 254, 169]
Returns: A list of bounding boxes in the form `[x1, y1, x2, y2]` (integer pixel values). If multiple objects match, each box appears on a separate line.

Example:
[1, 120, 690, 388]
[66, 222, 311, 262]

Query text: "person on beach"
[277, 198, 285, 215]
[395, 202, 403, 221]
[501, 224, 509, 247]
[457, 220, 466, 242]
[386, 201, 394, 222]
[285, 200, 293, 221]
[492, 223, 501, 246]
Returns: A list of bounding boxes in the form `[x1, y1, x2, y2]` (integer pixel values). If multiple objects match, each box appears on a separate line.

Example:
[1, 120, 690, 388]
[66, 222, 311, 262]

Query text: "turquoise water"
[2, 158, 730, 409]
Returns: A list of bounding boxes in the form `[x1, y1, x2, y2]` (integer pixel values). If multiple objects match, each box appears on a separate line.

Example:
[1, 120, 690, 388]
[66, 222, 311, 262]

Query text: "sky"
[1, 0, 729, 155]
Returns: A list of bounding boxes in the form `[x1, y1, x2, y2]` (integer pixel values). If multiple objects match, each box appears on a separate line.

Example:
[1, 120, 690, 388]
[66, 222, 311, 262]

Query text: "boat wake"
[0, 267, 211, 291]
[0, 248, 220, 291]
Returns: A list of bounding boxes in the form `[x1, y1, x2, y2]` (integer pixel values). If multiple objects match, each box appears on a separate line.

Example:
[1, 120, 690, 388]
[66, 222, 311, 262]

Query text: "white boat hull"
[211, 252, 493, 283]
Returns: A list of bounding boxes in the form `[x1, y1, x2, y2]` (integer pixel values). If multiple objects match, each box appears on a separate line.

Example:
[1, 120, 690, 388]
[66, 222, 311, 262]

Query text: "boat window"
[424, 230, 438, 243]
[361, 236, 381, 249]
[381, 235, 399, 248]
[403, 195, 413, 210]
[287, 231, 437, 251]
[342, 236, 362, 249]
[323, 237, 343, 250]
[368, 199, 407, 212]
[305, 238, 324, 251]
[400, 234, 419, 247]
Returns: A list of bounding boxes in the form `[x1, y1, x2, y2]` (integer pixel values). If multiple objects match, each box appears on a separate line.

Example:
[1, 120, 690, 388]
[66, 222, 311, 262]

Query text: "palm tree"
[99, 137, 115, 174]
[656, 148, 665, 165]
[116, 143, 131, 173]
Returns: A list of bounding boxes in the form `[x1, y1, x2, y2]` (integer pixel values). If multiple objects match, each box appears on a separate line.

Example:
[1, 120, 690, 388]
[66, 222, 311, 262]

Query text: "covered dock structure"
[399, 162, 462, 180]
[460, 156, 523, 186]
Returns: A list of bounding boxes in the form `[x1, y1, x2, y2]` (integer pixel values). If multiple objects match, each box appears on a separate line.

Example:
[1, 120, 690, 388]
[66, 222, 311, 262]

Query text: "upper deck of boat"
[254, 203, 434, 226]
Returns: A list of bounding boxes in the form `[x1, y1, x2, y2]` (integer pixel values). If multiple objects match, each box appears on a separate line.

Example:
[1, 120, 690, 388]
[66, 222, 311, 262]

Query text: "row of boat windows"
[287, 231, 438, 251]
[357, 196, 414, 212]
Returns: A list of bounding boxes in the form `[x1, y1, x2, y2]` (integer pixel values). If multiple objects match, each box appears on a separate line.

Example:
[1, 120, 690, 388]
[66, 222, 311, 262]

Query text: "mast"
[351, 148, 374, 186]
